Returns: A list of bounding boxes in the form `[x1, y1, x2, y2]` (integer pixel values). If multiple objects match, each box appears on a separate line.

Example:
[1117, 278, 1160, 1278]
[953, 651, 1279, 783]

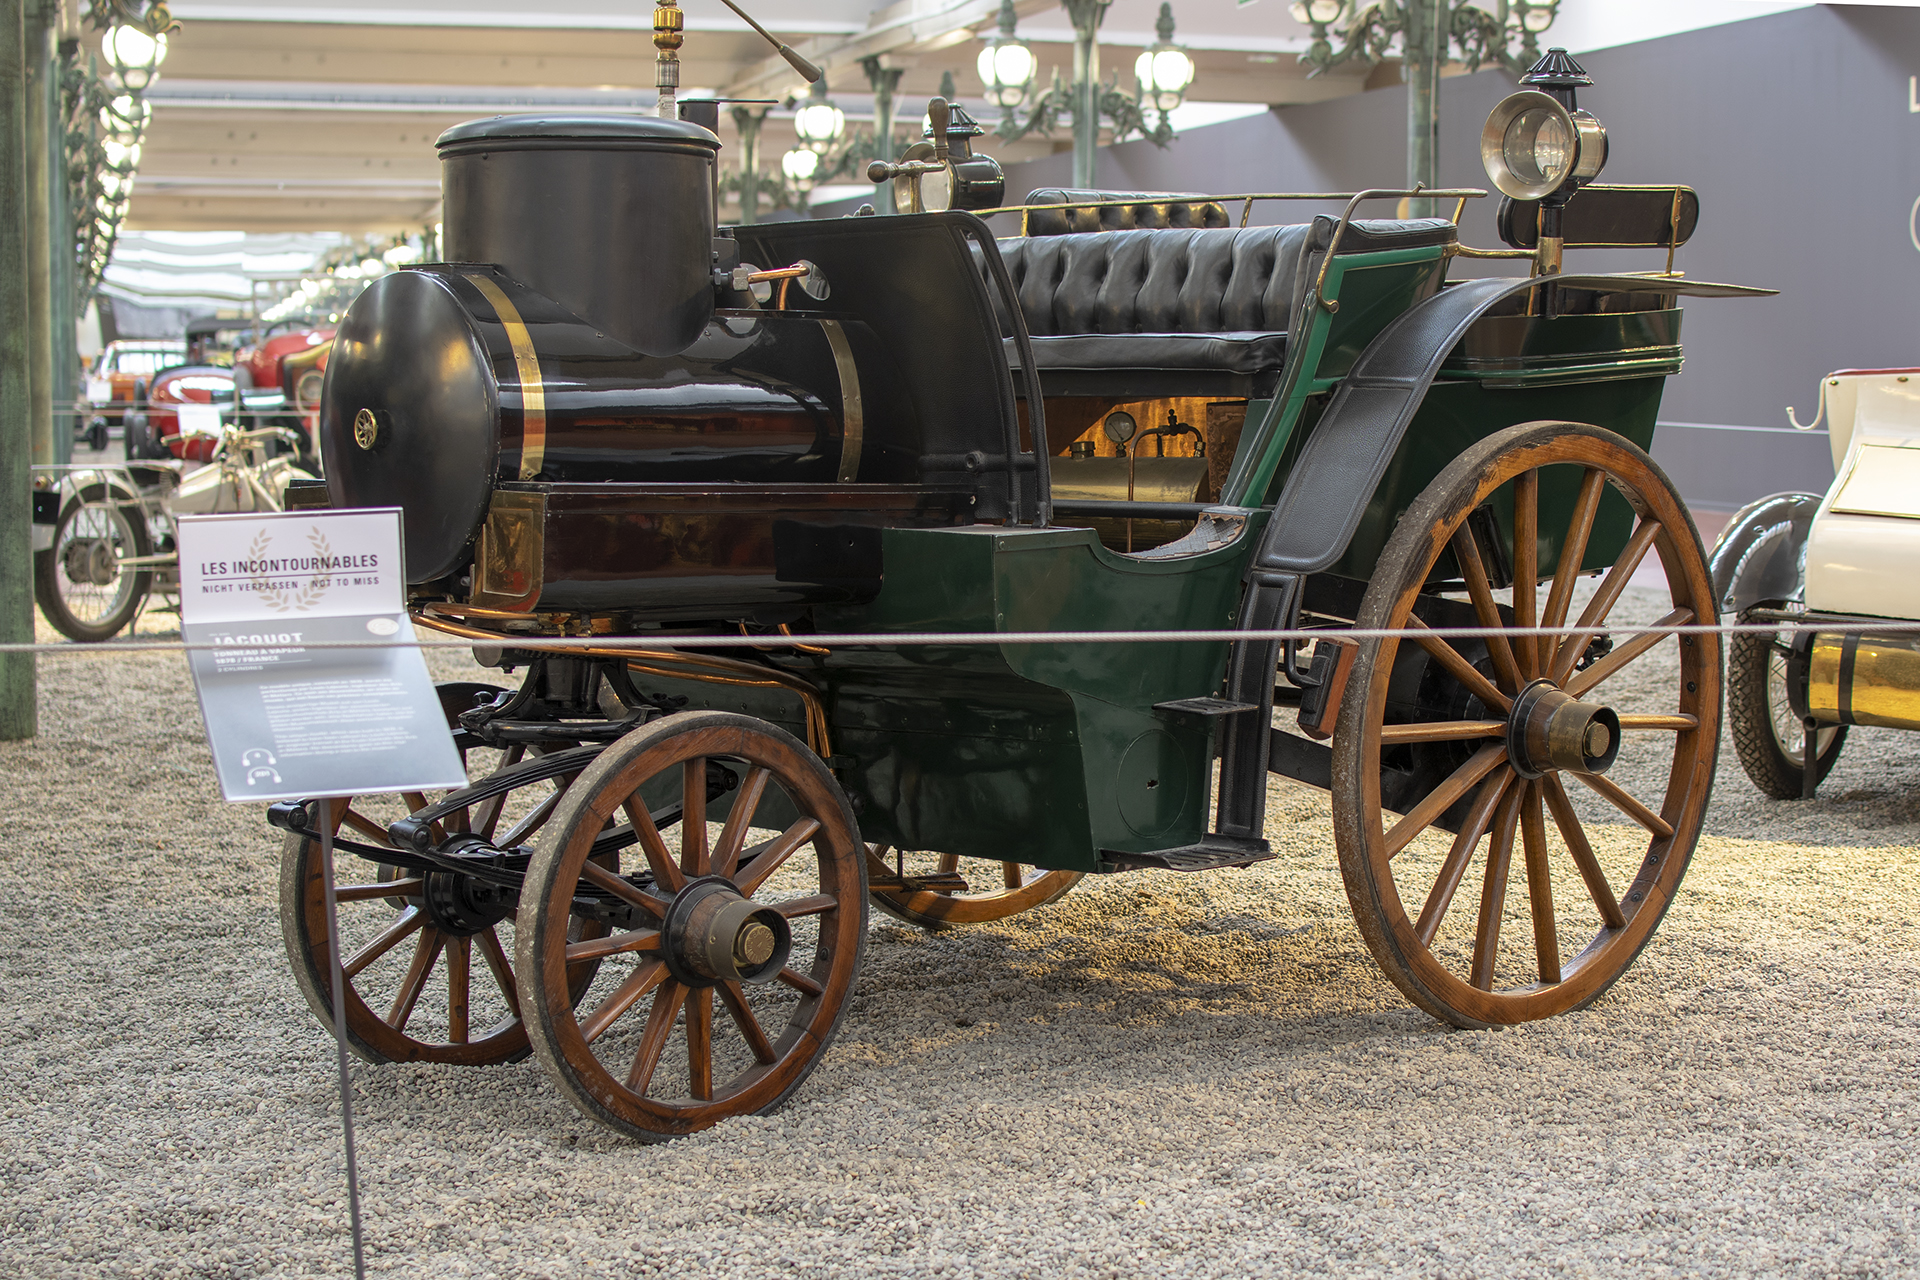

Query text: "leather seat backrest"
[1023, 188, 1232, 236]
[999, 223, 1315, 337]
[989, 216, 1458, 340]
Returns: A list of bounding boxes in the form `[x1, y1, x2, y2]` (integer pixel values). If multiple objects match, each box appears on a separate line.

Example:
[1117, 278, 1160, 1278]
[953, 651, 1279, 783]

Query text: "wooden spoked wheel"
[866, 846, 1083, 929]
[517, 711, 867, 1142]
[1332, 421, 1720, 1028]
[280, 686, 603, 1064]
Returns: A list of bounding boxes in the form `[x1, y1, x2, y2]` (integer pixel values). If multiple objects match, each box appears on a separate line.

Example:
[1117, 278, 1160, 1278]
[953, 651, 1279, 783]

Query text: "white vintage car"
[1709, 368, 1920, 797]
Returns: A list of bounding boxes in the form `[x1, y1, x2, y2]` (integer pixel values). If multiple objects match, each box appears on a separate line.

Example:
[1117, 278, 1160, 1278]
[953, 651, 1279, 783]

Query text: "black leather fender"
[1707, 491, 1821, 616]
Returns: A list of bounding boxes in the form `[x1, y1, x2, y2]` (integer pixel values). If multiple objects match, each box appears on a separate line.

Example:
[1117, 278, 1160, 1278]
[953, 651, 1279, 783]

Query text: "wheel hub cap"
[662, 877, 790, 986]
[1508, 678, 1620, 779]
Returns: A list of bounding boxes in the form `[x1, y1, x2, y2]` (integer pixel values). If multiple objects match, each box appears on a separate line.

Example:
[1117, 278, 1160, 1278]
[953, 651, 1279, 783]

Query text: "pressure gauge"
[1103, 410, 1138, 445]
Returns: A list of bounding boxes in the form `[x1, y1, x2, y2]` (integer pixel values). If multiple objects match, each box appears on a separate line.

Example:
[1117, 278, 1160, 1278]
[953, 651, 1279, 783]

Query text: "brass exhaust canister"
[1807, 631, 1920, 729]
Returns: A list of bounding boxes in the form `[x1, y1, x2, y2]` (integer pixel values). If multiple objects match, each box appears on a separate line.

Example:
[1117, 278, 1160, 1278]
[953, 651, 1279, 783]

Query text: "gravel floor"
[5, 589, 1920, 1280]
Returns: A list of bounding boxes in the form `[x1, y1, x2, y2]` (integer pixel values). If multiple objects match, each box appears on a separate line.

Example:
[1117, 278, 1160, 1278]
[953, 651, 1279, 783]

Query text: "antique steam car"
[1711, 368, 1920, 798]
[272, 41, 1763, 1141]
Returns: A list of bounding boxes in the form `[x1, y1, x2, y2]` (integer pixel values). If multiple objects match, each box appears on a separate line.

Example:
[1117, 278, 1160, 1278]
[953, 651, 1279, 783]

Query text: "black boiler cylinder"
[322, 266, 918, 587]
[438, 114, 721, 359]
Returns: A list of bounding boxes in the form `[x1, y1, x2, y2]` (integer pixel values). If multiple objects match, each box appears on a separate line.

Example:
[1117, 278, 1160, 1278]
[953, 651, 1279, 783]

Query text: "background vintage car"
[79, 339, 185, 449]
[129, 364, 235, 462]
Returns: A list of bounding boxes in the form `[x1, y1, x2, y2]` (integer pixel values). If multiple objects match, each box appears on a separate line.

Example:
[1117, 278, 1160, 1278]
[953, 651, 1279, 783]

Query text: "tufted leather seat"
[993, 215, 1458, 399]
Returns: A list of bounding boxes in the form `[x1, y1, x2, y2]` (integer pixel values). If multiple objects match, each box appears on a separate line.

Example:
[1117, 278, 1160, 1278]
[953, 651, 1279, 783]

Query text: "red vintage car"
[129, 365, 235, 463]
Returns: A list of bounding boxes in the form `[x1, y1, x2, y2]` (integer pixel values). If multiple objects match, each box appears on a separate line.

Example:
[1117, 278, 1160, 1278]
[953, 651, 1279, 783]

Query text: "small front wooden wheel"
[279, 683, 603, 1064]
[1333, 421, 1720, 1028]
[866, 846, 1082, 928]
[517, 711, 867, 1142]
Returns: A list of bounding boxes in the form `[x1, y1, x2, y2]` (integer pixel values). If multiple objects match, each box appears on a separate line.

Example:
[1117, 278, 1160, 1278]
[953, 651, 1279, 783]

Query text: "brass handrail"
[975, 187, 1489, 234]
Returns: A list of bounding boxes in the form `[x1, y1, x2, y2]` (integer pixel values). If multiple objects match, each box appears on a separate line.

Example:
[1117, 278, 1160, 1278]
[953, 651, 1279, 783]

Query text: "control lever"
[867, 96, 958, 214]
[715, 0, 823, 82]
[928, 96, 951, 164]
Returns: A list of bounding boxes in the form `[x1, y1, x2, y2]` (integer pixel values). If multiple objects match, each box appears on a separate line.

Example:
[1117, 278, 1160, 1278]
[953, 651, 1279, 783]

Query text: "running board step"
[1101, 834, 1275, 873]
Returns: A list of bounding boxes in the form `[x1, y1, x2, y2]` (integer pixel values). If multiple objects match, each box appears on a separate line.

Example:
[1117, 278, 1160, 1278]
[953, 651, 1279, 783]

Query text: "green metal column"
[1, 0, 39, 740]
[1402, 0, 1443, 217]
[47, 33, 75, 463]
[859, 55, 901, 213]
[23, 0, 53, 465]
[1062, 0, 1109, 189]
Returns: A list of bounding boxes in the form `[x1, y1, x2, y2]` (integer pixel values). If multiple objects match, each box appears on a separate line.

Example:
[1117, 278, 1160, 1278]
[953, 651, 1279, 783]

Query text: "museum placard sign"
[177, 508, 467, 802]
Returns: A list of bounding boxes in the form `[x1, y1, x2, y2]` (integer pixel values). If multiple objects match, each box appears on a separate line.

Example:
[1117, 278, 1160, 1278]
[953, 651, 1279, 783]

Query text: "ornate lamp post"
[976, 0, 1037, 111]
[987, 0, 1195, 188]
[1294, 0, 1559, 212]
[1135, 5, 1195, 117]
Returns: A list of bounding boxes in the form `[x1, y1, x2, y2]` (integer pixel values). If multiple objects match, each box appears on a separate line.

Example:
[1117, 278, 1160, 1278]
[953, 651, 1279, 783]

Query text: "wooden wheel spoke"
[1513, 468, 1540, 679]
[777, 966, 825, 997]
[1541, 773, 1624, 929]
[936, 853, 960, 874]
[475, 925, 521, 1018]
[1551, 519, 1661, 685]
[1384, 744, 1508, 860]
[775, 894, 837, 920]
[718, 981, 777, 1063]
[447, 936, 472, 1044]
[687, 987, 714, 1101]
[497, 786, 566, 849]
[626, 981, 689, 1094]
[623, 797, 686, 893]
[681, 758, 710, 877]
[1408, 620, 1513, 713]
[1002, 863, 1024, 890]
[1566, 609, 1694, 698]
[1413, 767, 1514, 947]
[1378, 719, 1507, 744]
[714, 766, 773, 879]
[386, 928, 445, 1031]
[339, 807, 390, 845]
[1450, 525, 1524, 692]
[1469, 787, 1524, 991]
[579, 859, 667, 919]
[1616, 714, 1699, 732]
[1576, 771, 1674, 839]
[342, 907, 424, 976]
[1543, 468, 1606, 632]
[734, 817, 822, 895]
[567, 928, 662, 964]
[1518, 781, 1561, 985]
[334, 878, 422, 902]
[579, 959, 667, 1045]
[472, 745, 527, 839]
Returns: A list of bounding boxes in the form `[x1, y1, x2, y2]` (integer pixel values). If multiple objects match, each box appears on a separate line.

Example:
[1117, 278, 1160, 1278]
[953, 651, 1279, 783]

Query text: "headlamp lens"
[1503, 108, 1573, 188]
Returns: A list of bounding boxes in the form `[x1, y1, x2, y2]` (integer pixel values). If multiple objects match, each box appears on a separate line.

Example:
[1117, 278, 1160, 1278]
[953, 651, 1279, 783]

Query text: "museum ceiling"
[115, 0, 1373, 234]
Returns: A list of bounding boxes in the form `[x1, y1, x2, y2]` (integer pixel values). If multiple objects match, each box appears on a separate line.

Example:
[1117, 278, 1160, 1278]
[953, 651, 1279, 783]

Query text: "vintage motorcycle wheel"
[33, 482, 152, 643]
[280, 683, 607, 1065]
[1726, 609, 1846, 798]
[518, 711, 867, 1142]
[1332, 421, 1720, 1028]
[866, 845, 1082, 928]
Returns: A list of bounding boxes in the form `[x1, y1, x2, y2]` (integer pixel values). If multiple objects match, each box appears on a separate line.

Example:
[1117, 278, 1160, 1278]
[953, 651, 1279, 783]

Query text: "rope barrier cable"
[9, 616, 1920, 656]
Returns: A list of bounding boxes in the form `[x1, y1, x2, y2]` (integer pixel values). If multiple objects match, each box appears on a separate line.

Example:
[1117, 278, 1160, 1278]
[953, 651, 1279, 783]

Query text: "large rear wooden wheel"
[279, 683, 603, 1064]
[866, 846, 1082, 928]
[517, 712, 867, 1142]
[1333, 421, 1720, 1028]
